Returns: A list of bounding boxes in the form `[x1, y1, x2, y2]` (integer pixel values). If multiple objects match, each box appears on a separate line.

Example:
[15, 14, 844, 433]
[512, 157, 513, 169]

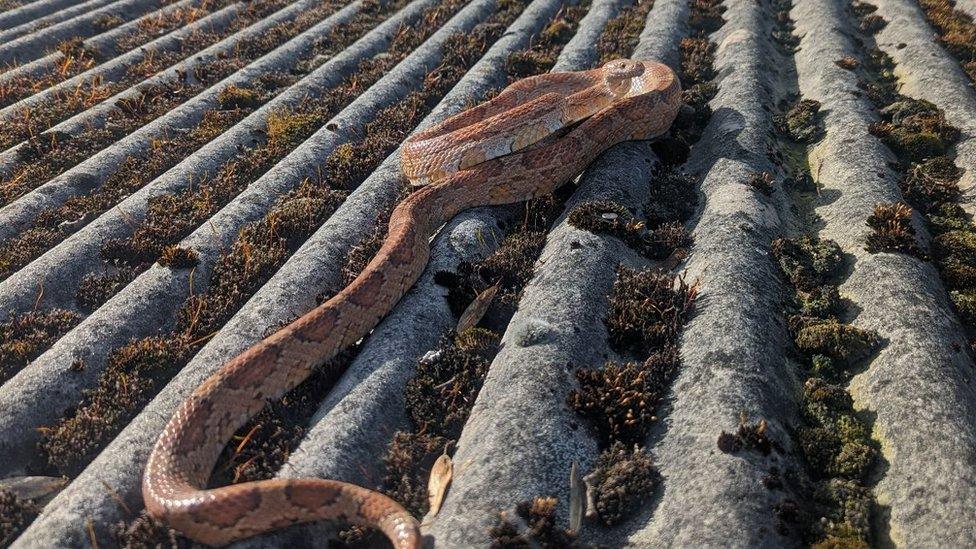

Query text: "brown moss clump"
[112, 511, 188, 549]
[604, 267, 697, 355]
[596, 0, 655, 63]
[0, 309, 82, 383]
[405, 329, 500, 438]
[747, 171, 776, 196]
[689, 0, 727, 34]
[679, 38, 717, 85]
[100, 107, 322, 267]
[505, 4, 586, 80]
[587, 442, 660, 526]
[208, 354, 347, 487]
[774, 99, 825, 143]
[917, 0, 976, 83]
[489, 496, 581, 548]
[860, 48, 898, 107]
[39, 335, 191, 475]
[567, 200, 690, 261]
[645, 169, 699, 227]
[158, 245, 199, 269]
[654, 0, 723, 162]
[42, 0, 519, 483]
[835, 56, 860, 70]
[568, 348, 679, 446]
[865, 202, 924, 257]
[92, 13, 124, 30]
[0, 489, 39, 546]
[381, 432, 453, 517]
[799, 378, 877, 482]
[178, 184, 346, 341]
[75, 267, 137, 311]
[506, 50, 557, 80]
[0, 0, 357, 221]
[859, 13, 886, 33]
[457, 229, 548, 320]
[717, 412, 773, 455]
[771, 235, 843, 293]
[900, 156, 963, 209]
[0, 109, 239, 281]
[321, 0, 520, 195]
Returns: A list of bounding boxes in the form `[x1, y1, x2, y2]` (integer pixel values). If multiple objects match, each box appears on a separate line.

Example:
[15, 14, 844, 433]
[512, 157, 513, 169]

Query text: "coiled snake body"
[143, 59, 680, 548]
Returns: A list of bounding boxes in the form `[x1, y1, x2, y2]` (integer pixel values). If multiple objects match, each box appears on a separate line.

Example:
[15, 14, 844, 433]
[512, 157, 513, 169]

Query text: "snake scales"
[143, 58, 680, 548]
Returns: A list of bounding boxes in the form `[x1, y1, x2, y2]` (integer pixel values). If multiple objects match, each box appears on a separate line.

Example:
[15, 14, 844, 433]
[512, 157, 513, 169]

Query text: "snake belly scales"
[142, 58, 681, 548]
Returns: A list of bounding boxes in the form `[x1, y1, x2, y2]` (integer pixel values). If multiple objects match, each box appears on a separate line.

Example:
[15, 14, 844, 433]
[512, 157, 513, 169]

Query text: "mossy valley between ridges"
[2, 0, 976, 546]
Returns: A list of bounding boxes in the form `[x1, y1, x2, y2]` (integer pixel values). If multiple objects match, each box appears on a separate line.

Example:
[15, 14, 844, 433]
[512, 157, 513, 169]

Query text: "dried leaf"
[427, 453, 453, 516]
[569, 460, 585, 533]
[456, 282, 500, 332]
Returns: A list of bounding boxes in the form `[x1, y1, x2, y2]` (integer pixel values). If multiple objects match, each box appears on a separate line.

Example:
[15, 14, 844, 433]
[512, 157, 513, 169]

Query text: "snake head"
[602, 59, 646, 98]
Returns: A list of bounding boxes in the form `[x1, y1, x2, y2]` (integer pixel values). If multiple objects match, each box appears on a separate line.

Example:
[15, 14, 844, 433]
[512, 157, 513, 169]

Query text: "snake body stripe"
[143, 59, 681, 548]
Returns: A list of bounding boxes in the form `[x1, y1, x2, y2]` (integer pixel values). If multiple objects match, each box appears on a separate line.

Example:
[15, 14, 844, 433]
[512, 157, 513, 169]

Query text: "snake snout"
[603, 59, 645, 99]
[604, 58, 645, 79]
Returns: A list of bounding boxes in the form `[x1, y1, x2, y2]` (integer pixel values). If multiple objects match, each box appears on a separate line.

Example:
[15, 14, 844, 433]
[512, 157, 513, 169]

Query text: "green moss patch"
[810, 479, 874, 548]
[794, 319, 881, 381]
[771, 235, 843, 292]
[774, 99, 825, 144]
[0, 308, 82, 384]
[858, 16, 976, 344]
[932, 230, 976, 288]
[799, 378, 878, 483]
[869, 98, 959, 164]
[772, 233, 879, 547]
